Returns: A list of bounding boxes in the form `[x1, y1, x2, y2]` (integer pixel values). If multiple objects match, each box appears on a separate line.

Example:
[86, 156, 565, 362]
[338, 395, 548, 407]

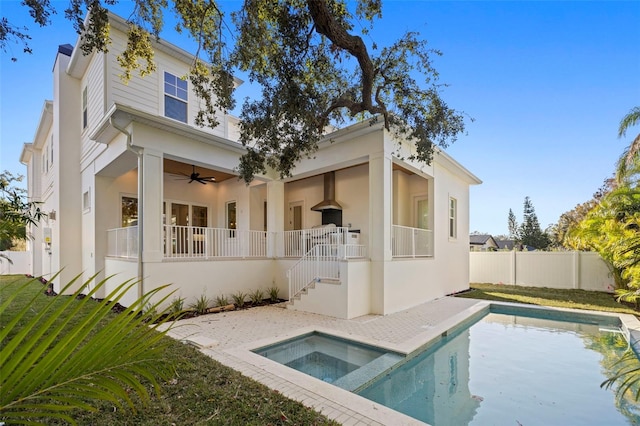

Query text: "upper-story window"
[82, 86, 88, 129]
[164, 72, 188, 123]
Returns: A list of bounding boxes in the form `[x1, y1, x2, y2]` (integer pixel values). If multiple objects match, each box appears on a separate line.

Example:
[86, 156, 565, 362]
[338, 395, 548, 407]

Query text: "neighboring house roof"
[496, 240, 515, 250]
[470, 234, 499, 251]
[495, 240, 536, 251]
[470, 234, 494, 245]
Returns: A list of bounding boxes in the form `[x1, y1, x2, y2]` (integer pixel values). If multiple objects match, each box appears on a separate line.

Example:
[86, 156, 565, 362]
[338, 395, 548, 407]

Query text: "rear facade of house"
[20, 13, 481, 319]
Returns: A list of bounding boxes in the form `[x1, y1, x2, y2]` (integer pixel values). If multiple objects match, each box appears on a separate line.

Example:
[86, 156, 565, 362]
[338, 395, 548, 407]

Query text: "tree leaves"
[3, 0, 469, 183]
[0, 171, 46, 251]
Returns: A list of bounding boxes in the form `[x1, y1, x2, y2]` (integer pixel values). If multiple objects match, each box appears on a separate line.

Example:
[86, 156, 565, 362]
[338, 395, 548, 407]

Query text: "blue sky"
[1, 1, 639, 236]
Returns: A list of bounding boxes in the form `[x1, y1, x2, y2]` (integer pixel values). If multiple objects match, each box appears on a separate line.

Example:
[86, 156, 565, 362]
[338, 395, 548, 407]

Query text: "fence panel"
[579, 252, 615, 292]
[469, 251, 615, 292]
[515, 252, 575, 288]
[0, 251, 32, 275]
[469, 251, 512, 284]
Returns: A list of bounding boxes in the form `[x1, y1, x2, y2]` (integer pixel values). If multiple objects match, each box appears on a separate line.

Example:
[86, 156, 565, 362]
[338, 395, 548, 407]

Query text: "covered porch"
[91, 116, 452, 318]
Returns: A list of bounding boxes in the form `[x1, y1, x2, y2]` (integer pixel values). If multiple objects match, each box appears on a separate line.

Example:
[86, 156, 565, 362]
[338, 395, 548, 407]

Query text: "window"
[83, 189, 91, 213]
[414, 195, 428, 229]
[226, 201, 237, 230]
[449, 197, 457, 239]
[264, 200, 268, 231]
[192, 205, 208, 227]
[42, 136, 52, 174]
[121, 196, 138, 227]
[82, 86, 88, 129]
[164, 72, 188, 123]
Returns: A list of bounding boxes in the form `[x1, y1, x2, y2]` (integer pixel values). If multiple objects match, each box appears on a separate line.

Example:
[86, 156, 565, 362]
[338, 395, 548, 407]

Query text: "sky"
[1, 0, 639, 236]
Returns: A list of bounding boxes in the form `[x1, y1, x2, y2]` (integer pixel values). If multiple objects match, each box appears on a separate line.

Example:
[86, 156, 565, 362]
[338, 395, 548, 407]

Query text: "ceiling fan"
[179, 165, 216, 185]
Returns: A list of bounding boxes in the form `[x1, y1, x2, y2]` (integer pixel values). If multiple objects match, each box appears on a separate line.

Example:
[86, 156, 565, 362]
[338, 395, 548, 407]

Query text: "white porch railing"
[392, 225, 433, 258]
[283, 227, 349, 257]
[287, 244, 342, 301]
[106, 225, 366, 261]
[107, 226, 138, 259]
[164, 225, 267, 259]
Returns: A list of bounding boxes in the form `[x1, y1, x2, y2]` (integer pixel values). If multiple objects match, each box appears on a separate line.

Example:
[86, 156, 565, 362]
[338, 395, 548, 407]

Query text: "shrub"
[232, 291, 246, 309]
[167, 296, 186, 320]
[249, 288, 264, 305]
[214, 294, 229, 307]
[268, 284, 280, 303]
[190, 293, 210, 315]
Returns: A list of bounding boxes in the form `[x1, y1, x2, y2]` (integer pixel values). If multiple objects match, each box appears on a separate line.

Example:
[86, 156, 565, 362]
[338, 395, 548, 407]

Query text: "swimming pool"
[255, 305, 640, 425]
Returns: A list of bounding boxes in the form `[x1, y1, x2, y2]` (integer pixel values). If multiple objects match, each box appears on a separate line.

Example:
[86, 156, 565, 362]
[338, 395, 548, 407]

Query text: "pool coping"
[170, 299, 640, 426]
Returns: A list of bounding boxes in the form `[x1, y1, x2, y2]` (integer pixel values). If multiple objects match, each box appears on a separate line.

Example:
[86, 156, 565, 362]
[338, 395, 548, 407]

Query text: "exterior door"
[171, 203, 189, 254]
[289, 201, 304, 255]
[289, 202, 303, 230]
[192, 205, 207, 254]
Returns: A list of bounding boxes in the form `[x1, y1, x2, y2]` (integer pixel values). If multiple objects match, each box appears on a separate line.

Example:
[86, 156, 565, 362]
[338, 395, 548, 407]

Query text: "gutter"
[110, 118, 144, 300]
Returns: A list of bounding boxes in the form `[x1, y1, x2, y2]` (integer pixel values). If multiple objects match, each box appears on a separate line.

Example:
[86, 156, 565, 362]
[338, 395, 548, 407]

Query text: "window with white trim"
[83, 189, 91, 213]
[82, 86, 88, 129]
[164, 72, 188, 123]
[414, 195, 429, 229]
[449, 197, 457, 239]
[226, 201, 237, 230]
[121, 196, 138, 227]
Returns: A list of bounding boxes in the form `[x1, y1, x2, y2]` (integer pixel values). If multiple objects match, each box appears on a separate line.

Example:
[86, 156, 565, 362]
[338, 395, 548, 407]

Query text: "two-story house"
[20, 12, 481, 319]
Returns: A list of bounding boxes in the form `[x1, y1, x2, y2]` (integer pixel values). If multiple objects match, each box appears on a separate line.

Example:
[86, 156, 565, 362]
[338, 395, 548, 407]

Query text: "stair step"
[318, 278, 341, 284]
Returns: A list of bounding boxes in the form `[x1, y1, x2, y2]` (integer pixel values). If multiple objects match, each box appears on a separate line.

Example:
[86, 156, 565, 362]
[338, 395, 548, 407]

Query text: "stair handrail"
[287, 244, 342, 301]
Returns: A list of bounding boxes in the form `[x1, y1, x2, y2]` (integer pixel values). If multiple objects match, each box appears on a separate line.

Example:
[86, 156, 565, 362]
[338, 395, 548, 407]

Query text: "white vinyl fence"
[0, 251, 32, 275]
[470, 251, 615, 292]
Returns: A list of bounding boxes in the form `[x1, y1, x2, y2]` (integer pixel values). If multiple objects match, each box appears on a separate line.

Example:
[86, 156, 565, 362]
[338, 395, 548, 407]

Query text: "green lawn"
[0, 275, 338, 425]
[456, 283, 640, 316]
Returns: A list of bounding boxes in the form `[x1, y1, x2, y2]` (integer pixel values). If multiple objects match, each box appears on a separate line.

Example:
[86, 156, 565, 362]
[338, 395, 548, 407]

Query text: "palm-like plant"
[616, 106, 640, 181]
[0, 274, 175, 424]
[566, 186, 640, 290]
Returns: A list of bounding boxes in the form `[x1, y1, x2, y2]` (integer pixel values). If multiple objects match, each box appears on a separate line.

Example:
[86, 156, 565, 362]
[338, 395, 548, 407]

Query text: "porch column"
[140, 148, 164, 263]
[369, 151, 392, 314]
[267, 181, 284, 258]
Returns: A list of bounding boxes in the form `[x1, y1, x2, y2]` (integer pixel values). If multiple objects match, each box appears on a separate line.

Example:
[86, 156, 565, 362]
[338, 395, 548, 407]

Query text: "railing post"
[302, 230, 307, 257]
[412, 229, 416, 258]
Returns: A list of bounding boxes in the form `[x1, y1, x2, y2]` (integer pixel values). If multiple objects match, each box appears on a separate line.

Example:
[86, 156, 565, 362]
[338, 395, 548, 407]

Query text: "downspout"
[110, 117, 144, 299]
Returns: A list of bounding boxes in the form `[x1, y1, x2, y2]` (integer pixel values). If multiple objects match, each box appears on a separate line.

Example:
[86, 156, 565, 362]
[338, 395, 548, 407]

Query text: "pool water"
[358, 309, 640, 425]
[286, 351, 359, 382]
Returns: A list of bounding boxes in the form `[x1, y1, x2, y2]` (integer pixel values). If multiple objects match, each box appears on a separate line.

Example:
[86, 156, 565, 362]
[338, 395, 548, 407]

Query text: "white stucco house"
[19, 13, 481, 319]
